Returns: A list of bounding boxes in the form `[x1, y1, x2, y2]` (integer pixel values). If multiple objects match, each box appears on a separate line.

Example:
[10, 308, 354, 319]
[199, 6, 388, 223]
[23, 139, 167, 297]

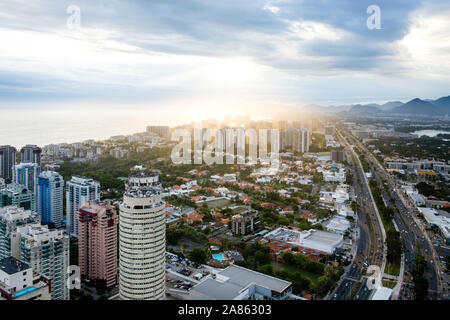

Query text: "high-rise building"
[20, 145, 42, 165]
[281, 128, 295, 150]
[0, 184, 35, 211]
[12, 162, 40, 211]
[38, 171, 64, 228]
[331, 149, 346, 163]
[277, 121, 288, 130]
[291, 128, 311, 153]
[146, 126, 170, 141]
[0, 206, 39, 260]
[0, 146, 16, 181]
[119, 172, 165, 300]
[17, 224, 70, 300]
[231, 210, 260, 236]
[301, 128, 311, 153]
[78, 201, 118, 289]
[65, 176, 101, 238]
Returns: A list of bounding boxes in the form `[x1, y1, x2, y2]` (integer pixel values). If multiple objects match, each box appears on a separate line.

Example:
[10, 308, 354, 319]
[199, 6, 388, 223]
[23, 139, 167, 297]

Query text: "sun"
[204, 57, 257, 83]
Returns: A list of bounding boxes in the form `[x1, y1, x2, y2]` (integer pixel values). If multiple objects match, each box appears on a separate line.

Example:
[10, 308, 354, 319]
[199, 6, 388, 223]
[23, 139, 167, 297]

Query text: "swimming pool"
[212, 254, 224, 261]
[13, 286, 37, 298]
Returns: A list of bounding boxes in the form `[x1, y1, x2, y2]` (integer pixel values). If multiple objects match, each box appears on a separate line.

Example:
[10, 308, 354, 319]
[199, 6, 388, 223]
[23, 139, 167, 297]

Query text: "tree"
[255, 250, 270, 266]
[220, 237, 230, 249]
[257, 264, 273, 276]
[281, 252, 295, 265]
[412, 255, 429, 300]
[188, 248, 207, 265]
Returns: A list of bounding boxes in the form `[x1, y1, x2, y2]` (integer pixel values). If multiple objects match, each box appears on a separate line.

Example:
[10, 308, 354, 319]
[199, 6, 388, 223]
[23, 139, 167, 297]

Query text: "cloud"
[0, 0, 449, 106]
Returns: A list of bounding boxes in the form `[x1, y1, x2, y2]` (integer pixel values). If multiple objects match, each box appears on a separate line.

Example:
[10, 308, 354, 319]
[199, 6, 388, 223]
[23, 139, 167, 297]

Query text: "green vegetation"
[253, 251, 341, 296]
[238, 242, 271, 269]
[373, 136, 449, 162]
[384, 261, 400, 277]
[256, 263, 312, 294]
[269, 261, 321, 284]
[382, 279, 397, 289]
[70, 239, 78, 266]
[416, 182, 449, 201]
[368, 179, 402, 275]
[188, 248, 208, 264]
[412, 255, 429, 300]
[164, 195, 197, 209]
[279, 251, 325, 274]
[58, 147, 173, 191]
[166, 222, 208, 245]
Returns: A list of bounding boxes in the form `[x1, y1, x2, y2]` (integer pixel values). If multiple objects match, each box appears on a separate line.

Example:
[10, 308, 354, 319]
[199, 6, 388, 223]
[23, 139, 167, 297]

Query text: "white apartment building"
[323, 168, 346, 183]
[0, 206, 40, 260]
[119, 172, 166, 300]
[65, 176, 101, 237]
[15, 224, 70, 300]
[0, 256, 52, 300]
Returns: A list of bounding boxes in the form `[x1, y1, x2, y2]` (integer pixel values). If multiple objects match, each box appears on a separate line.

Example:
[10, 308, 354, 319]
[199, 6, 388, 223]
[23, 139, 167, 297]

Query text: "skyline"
[1, 92, 449, 149]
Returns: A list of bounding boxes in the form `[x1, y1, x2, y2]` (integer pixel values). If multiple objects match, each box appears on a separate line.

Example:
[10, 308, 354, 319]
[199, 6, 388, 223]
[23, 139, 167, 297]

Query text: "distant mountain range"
[301, 95, 450, 117]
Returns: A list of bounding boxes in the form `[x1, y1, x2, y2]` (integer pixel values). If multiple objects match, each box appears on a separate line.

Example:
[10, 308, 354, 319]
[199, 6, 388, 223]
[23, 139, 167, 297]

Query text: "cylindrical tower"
[119, 172, 166, 300]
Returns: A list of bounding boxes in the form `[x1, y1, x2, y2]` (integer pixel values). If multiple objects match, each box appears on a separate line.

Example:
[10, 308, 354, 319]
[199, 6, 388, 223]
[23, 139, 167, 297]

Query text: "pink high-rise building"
[78, 201, 118, 289]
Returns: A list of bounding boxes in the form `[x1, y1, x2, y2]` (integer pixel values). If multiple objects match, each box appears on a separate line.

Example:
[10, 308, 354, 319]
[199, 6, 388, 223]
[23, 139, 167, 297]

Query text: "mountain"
[431, 95, 450, 114]
[379, 101, 403, 110]
[364, 103, 381, 108]
[326, 105, 352, 113]
[301, 104, 327, 114]
[297, 95, 449, 117]
[393, 98, 442, 116]
[347, 104, 383, 116]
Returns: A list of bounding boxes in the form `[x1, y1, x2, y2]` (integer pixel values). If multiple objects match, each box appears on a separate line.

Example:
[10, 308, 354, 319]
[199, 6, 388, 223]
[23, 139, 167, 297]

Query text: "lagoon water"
[411, 130, 449, 137]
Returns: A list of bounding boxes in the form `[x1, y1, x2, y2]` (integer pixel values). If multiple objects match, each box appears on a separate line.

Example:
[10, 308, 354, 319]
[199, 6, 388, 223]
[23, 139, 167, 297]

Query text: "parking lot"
[165, 252, 213, 293]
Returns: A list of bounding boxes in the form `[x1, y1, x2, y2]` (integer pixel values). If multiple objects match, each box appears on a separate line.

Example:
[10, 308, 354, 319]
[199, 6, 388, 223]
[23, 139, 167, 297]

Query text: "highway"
[328, 130, 387, 300]
[330, 264, 361, 300]
[337, 129, 386, 271]
[339, 126, 443, 299]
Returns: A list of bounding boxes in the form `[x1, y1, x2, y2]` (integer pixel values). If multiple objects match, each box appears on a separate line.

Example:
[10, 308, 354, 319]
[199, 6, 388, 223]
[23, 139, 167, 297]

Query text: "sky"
[1, 0, 450, 131]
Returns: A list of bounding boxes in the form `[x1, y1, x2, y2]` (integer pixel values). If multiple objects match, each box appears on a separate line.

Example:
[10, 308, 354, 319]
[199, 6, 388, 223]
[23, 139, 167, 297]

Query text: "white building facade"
[65, 176, 100, 237]
[119, 173, 166, 300]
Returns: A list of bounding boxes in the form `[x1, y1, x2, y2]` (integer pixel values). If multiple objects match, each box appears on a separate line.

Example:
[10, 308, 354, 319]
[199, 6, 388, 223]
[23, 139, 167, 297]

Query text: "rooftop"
[125, 173, 161, 198]
[264, 227, 343, 254]
[189, 264, 291, 300]
[371, 286, 393, 300]
[0, 206, 37, 222]
[0, 256, 31, 275]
